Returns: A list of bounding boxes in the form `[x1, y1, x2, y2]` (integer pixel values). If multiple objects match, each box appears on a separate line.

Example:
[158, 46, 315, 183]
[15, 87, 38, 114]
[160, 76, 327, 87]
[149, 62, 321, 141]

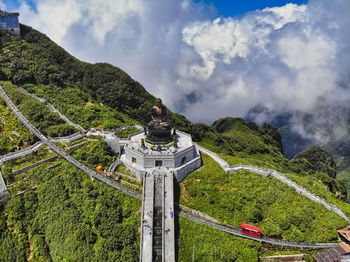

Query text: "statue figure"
[146, 98, 173, 144]
[151, 98, 168, 123]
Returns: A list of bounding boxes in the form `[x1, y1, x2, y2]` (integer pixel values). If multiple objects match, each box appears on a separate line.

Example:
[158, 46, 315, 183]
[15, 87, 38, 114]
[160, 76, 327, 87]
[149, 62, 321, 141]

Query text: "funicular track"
[0, 84, 345, 250]
[140, 172, 155, 262]
[141, 170, 170, 262]
[152, 172, 164, 261]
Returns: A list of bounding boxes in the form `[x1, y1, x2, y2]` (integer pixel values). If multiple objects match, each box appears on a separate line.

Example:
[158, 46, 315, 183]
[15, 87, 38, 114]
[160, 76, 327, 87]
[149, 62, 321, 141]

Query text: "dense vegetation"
[1, 81, 76, 138]
[327, 133, 350, 201]
[1, 25, 350, 261]
[199, 117, 347, 201]
[0, 97, 36, 155]
[0, 161, 140, 261]
[1, 25, 154, 125]
[71, 140, 116, 170]
[180, 154, 347, 243]
[177, 217, 261, 261]
[293, 146, 337, 178]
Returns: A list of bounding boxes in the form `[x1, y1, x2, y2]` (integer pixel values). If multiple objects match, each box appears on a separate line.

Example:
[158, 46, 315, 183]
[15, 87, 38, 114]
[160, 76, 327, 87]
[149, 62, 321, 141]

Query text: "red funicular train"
[240, 223, 262, 238]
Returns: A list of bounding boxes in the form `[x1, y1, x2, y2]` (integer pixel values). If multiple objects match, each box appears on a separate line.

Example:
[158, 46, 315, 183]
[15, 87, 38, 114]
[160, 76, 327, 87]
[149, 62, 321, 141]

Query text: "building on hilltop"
[313, 243, 350, 262]
[338, 226, 350, 243]
[0, 9, 20, 35]
[313, 228, 350, 262]
[121, 130, 201, 181]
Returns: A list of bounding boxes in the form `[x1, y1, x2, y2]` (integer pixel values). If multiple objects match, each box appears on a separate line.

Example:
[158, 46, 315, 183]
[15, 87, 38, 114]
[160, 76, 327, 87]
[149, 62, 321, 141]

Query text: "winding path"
[0, 85, 141, 201]
[18, 87, 86, 132]
[0, 84, 346, 249]
[196, 145, 350, 222]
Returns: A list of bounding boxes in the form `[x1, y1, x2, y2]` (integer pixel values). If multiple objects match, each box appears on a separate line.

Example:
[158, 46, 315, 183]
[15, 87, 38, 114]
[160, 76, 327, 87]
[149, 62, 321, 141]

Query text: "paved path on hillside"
[0, 84, 343, 249]
[0, 165, 8, 197]
[196, 144, 350, 222]
[0, 85, 141, 201]
[0, 142, 44, 163]
[140, 169, 175, 262]
[140, 171, 154, 262]
[0, 133, 82, 166]
[18, 87, 86, 132]
[49, 133, 83, 143]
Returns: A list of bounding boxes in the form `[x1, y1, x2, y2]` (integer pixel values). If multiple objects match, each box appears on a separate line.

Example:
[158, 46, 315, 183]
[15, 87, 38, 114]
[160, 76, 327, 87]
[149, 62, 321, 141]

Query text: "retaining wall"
[0, 142, 44, 162]
[12, 156, 58, 175]
[50, 133, 83, 143]
[0, 169, 9, 198]
[19, 87, 86, 132]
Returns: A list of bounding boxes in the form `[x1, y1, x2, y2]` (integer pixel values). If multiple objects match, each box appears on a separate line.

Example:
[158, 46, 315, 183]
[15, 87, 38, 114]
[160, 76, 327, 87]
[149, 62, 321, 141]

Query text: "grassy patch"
[177, 216, 260, 261]
[179, 154, 347, 242]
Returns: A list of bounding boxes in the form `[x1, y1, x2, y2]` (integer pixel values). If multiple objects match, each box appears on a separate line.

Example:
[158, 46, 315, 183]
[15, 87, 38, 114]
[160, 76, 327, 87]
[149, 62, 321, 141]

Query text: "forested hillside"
[1, 25, 350, 261]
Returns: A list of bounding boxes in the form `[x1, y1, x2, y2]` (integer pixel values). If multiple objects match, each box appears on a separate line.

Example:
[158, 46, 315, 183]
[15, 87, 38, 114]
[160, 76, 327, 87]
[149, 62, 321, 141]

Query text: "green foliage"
[45, 123, 76, 137]
[212, 117, 283, 155]
[31, 234, 51, 261]
[1, 81, 77, 137]
[1, 165, 14, 184]
[293, 146, 337, 178]
[180, 154, 347, 243]
[206, 118, 348, 204]
[0, 229, 28, 262]
[0, 133, 13, 155]
[1, 161, 140, 261]
[22, 84, 138, 130]
[115, 127, 140, 138]
[0, 97, 36, 154]
[71, 140, 115, 169]
[178, 217, 260, 261]
[338, 169, 350, 201]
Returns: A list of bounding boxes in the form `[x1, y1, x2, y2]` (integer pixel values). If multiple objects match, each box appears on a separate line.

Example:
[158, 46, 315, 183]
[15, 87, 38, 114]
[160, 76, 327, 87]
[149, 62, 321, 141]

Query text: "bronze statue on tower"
[146, 98, 174, 145]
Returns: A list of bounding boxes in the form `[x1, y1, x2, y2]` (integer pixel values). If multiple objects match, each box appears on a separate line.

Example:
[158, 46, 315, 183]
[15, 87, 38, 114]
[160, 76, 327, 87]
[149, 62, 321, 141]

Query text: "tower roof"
[0, 9, 20, 17]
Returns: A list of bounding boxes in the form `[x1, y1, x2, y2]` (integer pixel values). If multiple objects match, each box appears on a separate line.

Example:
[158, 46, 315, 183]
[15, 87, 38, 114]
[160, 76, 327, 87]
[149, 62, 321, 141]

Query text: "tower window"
[155, 160, 162, 167]
[132, 157, 137, 163]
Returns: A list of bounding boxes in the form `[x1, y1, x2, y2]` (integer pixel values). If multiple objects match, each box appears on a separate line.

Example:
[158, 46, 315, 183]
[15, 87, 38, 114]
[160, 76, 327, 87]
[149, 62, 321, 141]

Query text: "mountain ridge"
[1, 25, 349, 261]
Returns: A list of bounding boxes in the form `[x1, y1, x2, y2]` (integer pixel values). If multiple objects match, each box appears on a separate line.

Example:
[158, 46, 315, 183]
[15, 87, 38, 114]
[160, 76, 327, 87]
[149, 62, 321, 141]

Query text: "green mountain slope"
[1, 25, 350, 261]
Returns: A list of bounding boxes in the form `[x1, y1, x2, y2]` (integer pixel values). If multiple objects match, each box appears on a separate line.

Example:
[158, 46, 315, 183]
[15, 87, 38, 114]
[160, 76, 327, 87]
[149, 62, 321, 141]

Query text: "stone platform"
[121, 130, 201, 182]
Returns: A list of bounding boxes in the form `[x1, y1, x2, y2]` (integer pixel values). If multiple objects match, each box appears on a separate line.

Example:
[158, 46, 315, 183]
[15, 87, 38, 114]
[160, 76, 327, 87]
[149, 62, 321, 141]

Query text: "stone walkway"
[1, 84, 347, 253]
[196, 145, 350, 222]
[140, 169, 175, 262]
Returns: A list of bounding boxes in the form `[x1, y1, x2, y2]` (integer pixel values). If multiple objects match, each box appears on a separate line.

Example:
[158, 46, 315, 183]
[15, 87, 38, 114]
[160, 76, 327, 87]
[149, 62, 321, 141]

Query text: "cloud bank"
[0, 1, 6, 10]
[16, 0, 350, 143]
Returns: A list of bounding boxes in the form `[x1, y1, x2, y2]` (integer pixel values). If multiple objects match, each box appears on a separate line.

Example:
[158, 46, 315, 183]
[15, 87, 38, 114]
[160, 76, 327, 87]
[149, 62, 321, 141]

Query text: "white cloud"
[14, 0, 350, 143]
[0, 1, 6, 10]
[177, 0, 350, 143]
[19, 0, 143, 46]
[260, 3, 307, 30]
[277, 34, 335, 70]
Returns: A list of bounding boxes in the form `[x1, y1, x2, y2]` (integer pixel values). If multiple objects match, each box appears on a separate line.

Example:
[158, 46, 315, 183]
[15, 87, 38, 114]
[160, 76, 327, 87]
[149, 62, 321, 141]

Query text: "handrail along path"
[0, 84, 344, 249]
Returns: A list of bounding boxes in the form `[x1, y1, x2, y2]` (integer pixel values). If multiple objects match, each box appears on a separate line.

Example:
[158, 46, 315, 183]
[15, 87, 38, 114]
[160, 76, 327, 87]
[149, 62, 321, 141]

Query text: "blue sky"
[196, 0, 308, 17]
[2, 0, 308, 17]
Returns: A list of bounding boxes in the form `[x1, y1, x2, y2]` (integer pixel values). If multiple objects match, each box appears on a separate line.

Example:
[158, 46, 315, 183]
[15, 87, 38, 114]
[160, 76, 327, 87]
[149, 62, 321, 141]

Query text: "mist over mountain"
[2, 18, 350, 260]
[7, 0, 348, 148]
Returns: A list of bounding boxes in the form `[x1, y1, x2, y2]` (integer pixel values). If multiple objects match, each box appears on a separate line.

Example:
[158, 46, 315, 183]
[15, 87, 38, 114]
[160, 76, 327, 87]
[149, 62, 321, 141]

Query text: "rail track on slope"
[0, 84, 343, 248]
